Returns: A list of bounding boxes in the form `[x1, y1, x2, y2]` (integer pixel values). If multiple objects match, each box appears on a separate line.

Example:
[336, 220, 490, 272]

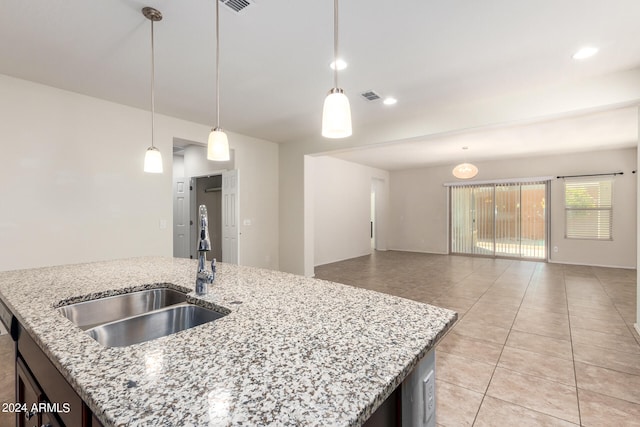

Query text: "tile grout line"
[566, 268, 640, 413]
[316, 253, 638, 425]
[565, 267, 583, 427]
[594, 271, 640, 348]
[470, 260, 537, 426]
[433, 259, 514, 362]
[433, 258, 514, 340]
[431, 257, 515, 425]
[574, 269, 640, 406]
[480, 395, 582, 427]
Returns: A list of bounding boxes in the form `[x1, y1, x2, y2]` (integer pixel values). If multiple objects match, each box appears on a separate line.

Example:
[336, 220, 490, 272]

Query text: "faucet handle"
[211, 258, 217, 281]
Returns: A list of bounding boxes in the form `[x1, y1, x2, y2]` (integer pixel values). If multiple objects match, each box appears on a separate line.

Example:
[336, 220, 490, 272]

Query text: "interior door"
[222, 169, 239, 264]
[172, 176, 191, 258]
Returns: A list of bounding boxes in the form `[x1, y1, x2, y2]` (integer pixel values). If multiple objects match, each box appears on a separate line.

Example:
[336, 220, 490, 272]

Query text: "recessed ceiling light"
[572, 46, 599, 60]
[383, 97, 397, 105]
[329, 59, 347, 71]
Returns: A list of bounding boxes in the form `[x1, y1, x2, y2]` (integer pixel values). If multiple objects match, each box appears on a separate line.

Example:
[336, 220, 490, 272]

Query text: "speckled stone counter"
[0, 257, 457, 426]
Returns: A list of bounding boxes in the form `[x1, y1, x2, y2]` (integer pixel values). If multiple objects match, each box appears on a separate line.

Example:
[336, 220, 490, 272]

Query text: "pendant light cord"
[150, 18, 156, 149]
[333, 0, 339, 88]
[216, 0, 221, 128]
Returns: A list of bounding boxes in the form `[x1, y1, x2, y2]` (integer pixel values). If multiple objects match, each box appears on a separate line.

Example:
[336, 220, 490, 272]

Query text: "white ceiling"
[2, 0, 640, 169]
[329, 107, 639, 170]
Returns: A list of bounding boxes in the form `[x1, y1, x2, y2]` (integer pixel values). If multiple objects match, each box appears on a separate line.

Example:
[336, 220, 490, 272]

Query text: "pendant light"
[452, 147, 479, 179]
[207, 0, 230, 161]
[143, 7, 163, 174]
[322, 0, 352, 139]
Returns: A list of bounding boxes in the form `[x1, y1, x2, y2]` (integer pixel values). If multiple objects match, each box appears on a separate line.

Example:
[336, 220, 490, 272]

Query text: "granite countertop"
[0, 257, 457, 426]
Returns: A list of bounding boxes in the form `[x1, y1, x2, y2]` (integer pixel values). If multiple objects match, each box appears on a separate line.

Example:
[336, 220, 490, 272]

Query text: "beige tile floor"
[0, 333, 15, 427]
[315, 251, 640, 427]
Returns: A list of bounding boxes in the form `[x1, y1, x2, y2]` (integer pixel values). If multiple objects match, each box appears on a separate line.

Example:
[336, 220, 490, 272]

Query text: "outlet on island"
[401, 349, 436, 426]
[423, 370, 435, 423]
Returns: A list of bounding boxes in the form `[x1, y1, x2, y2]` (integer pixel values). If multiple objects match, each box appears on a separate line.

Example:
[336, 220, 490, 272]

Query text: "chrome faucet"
[195, 205, 216, 295]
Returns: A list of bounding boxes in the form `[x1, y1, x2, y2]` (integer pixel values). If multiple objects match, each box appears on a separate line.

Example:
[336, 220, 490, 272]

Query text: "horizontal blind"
[564, 177, 613, 240]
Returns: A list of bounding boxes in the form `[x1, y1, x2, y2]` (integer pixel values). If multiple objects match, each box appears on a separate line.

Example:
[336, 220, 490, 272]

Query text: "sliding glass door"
[451, 181, 548, 260]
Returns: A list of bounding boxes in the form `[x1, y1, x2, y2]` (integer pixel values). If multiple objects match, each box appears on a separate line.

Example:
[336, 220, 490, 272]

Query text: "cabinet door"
[18, 328, 83, 426]
[91, 412, 104, 427]
[16, 359, 65, 427]
[41, 410, 63, 427]
[16, 358, 41, 427]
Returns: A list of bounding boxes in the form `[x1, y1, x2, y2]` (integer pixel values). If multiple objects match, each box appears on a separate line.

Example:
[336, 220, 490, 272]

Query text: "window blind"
[450, 180, 547, 259]
[564, 177, 613, 240]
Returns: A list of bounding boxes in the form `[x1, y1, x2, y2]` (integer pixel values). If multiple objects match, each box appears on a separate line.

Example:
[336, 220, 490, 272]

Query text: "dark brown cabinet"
[16, 359, 62, 427]
[15, 325, 102, 427]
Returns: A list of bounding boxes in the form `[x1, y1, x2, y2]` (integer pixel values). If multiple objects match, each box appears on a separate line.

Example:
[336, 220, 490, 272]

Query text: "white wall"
[388, 166, 451, 255]
[389, 148, 637, 268]
[304, 155, 316, 277]
[172, 154, 185, 178]
[279, 68, 640, 275]
[311, 156, 389, 267]
[0, 75, 172, 270]
[636, 108, 640, 333]
[182, 145, 234, 177]
[0, 74, 278, 271]
[180, 143, 279, 270]
[280, 143, 307, 275]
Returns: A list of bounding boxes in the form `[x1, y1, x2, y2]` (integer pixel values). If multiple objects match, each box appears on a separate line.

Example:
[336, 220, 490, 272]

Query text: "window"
[564, 177, 613, 240]
[450, 181, 548, 259]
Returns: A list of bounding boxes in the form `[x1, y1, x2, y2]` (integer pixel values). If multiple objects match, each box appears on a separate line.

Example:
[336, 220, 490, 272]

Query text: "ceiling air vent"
[220, 0, 252, 13]
[360, 90, 381, 102]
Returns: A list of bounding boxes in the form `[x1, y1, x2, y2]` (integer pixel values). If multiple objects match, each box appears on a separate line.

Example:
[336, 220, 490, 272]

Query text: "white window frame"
[564, 177, 613, 241]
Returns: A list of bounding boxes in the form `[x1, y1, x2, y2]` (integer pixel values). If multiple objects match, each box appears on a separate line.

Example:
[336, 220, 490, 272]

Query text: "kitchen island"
[0, 257, 456, 426]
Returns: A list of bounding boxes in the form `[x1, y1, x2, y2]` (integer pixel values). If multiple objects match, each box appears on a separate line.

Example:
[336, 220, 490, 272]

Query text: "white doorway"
[370, 178, 387, 252]
[173, 176, 191, 259]
[190, 170, 240, 264]
[370, 190, 376, 250]
[222, 169, 239, 264]
[191, 174, 223, 262]
[173, 169, 240, 265]
[172, 143, 238, 262]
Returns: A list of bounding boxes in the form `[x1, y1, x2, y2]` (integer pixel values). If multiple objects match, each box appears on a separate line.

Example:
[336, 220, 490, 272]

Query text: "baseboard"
[314, 252, 374, 268]
[315, 251, 637, 270]
[635, 323, 640, 337]
[386, 248, 449, 255]
[548, 260, 637, 270]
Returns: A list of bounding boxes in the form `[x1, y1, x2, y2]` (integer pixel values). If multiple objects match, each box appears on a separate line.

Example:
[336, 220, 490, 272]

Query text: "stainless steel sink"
[86, 303, 225, 347]
[58, 288, 187, 330]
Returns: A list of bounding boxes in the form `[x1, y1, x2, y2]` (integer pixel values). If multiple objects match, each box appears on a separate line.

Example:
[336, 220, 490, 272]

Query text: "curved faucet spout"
[197, 205, 211, 251]
[195, 204, 215, 295]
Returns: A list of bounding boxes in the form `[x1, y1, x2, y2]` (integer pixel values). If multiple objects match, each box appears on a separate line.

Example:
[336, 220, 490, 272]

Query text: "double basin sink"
[58, 288, 226, 347]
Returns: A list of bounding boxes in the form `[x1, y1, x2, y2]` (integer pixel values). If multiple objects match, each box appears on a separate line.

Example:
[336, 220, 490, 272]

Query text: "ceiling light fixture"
[329, 59, 347, 71]
[383, 97, 397, 105]
[207, 0, 230, 161]
[142, 7, 163, 174]
[322, 0, 352, 139]
[572, 46, 598, 60]
[452, 146, 478, 179]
